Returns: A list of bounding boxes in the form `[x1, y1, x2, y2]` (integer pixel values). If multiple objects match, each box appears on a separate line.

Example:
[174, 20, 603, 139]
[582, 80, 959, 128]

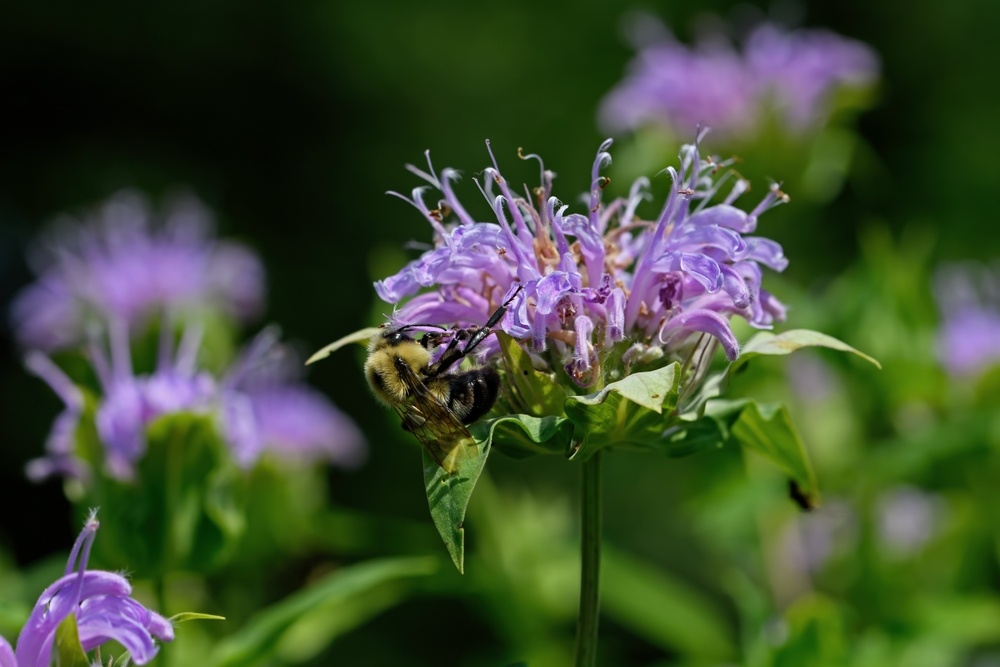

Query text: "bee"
[365, 286, 522, 474]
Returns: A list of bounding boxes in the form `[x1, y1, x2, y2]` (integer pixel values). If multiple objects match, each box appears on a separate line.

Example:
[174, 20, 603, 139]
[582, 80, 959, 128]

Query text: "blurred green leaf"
[564, 363, 681, 460]
[709, 399, 819, 507]
[912, 594, 1000, 648]
[773, 594, 850, 667]
[602, 545, 735, 659]
[207, 557, 439, 667]
[85, 414, 247, 575]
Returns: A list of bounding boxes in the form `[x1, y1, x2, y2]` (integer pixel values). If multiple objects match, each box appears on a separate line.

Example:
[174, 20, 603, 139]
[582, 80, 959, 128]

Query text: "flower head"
[10, 190, 265, 351]
[598, 17, 879, 141]
[2, 511, 174, 666]
[376, 131, 788, 388]
[934, 262, 1000, 376]
[28, 321, 366, 481]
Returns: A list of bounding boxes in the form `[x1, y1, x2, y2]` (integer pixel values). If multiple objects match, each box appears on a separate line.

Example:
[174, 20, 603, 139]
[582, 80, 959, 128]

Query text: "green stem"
[574, 451, 603, 667]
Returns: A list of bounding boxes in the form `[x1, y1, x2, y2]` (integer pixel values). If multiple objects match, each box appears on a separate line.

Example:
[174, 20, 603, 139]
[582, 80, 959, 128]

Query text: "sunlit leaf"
[55, 614, 90, 667]
[564, 363, 681, 460]
[208, 557, 438, 667]
[737, 329, 881, 369]
[425, 413, 574, 572]
[305, 327, 380, 365]
[170, 611, 227, 624]
[423, 430, 490, 574]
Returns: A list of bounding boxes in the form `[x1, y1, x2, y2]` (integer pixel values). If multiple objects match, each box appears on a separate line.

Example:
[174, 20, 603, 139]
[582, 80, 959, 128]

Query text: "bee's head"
[374, 322, 445, 350]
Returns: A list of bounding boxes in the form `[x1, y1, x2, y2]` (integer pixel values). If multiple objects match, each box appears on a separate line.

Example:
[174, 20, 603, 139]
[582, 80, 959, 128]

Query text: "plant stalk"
[574, 450, 603, 667]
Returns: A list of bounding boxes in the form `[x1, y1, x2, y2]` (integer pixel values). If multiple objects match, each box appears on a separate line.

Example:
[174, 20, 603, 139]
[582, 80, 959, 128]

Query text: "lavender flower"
[376, 131, 788, 388]
[934, 262, 1000, 377]
[28, 322, 365, 481]
[0, 511, 174, 666]
[219, 327, 366, 467]
[10, 190, 265, 351]
[598, 17, 879, 141]
[875, 486, 944, 556]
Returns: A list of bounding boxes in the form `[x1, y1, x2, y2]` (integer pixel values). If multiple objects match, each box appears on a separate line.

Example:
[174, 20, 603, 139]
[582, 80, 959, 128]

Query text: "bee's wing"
[394, 363, 478, 475]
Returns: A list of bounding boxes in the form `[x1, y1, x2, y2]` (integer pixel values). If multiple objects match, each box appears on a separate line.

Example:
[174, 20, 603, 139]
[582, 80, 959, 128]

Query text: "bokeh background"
[2, 0, 1000, 665]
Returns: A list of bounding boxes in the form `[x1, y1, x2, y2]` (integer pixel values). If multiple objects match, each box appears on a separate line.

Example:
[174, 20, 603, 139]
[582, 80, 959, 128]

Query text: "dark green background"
[1, 0, 997, 661]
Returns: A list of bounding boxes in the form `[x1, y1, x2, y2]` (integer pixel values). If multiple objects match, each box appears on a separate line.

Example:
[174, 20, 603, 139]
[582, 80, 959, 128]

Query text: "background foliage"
[2, 0, 999, 665]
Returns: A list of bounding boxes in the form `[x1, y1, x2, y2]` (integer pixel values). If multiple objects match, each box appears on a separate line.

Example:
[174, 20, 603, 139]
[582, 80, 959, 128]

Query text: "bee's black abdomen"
[448, 368, 501, 425]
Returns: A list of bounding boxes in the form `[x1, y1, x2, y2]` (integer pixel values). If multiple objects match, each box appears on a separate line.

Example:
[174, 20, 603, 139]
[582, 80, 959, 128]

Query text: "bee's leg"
[426, 328, 475, 375]
[461, 284, 524, 356]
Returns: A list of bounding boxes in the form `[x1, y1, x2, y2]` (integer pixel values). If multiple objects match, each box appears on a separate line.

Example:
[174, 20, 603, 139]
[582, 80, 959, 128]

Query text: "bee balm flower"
[10, 190, 265, 351]
[376, 131, 788, 388]
[0, 512, 174, 666]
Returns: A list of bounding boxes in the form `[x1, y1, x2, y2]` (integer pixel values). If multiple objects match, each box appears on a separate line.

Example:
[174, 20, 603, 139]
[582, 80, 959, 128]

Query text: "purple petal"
[606, 288, 626, 343]
[685, 204, 756, 233]
[248, 385, 367, 466]
[0, 637, 15, 667]
[660, 309, 740, 361]
[744, 237, 789, 271]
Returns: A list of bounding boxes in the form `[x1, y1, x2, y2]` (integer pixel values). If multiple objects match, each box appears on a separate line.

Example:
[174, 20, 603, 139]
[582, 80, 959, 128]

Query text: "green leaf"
[564, 363, 681, 460]
[658, 415, 729, 458]
[208, 557, 438, 667]
[305, 327, 380, 365]
[737, 329, 882, 370]
[111, 651, 133, 667]
[86, 414, 246, 575]
[423, 425, 493, 573]
[55, 613, 90, 667]
[170, 611, 227, 624]
[495, 331, 569, 416]
[486, 413, 575, 459]
[424, 413, 574, 572]
[602, 545, 735, 659]
[710, 399, 819, 508]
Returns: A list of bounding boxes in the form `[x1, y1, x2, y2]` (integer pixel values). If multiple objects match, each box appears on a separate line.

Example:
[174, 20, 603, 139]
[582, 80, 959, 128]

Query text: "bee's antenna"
[396, 322, 448, 334]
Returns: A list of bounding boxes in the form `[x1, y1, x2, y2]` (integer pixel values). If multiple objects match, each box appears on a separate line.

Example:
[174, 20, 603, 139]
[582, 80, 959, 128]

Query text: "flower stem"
[574, 450, 602, 667]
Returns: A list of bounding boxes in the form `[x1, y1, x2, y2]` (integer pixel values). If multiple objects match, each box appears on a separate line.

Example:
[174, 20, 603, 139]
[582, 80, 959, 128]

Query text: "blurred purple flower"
[28, 322, 365, 481]
[377, 131, 788, 387]
[598, 17, 879, 140]
[875, 486, 944, 556]
[10, 190, 265, 351]
[1, 511, 174, 666]
[220, 328, 366, 468]
[934, 262, 1000, 376]
[22, 352, 89, 482]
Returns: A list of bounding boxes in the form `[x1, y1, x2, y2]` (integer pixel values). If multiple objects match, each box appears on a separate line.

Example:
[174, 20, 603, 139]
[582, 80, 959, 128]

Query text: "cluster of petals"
[10, 190, 265, 352]
[0, 512, 174, 666]
[598, 17, 880, 140]
[27, 319, 365, 482]
[934, 262, 1000, 377]
[376, 131, 788, 385]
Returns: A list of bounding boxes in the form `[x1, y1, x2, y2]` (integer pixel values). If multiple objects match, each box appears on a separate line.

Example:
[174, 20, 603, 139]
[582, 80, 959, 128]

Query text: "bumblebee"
[365, 287, 522, 474]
